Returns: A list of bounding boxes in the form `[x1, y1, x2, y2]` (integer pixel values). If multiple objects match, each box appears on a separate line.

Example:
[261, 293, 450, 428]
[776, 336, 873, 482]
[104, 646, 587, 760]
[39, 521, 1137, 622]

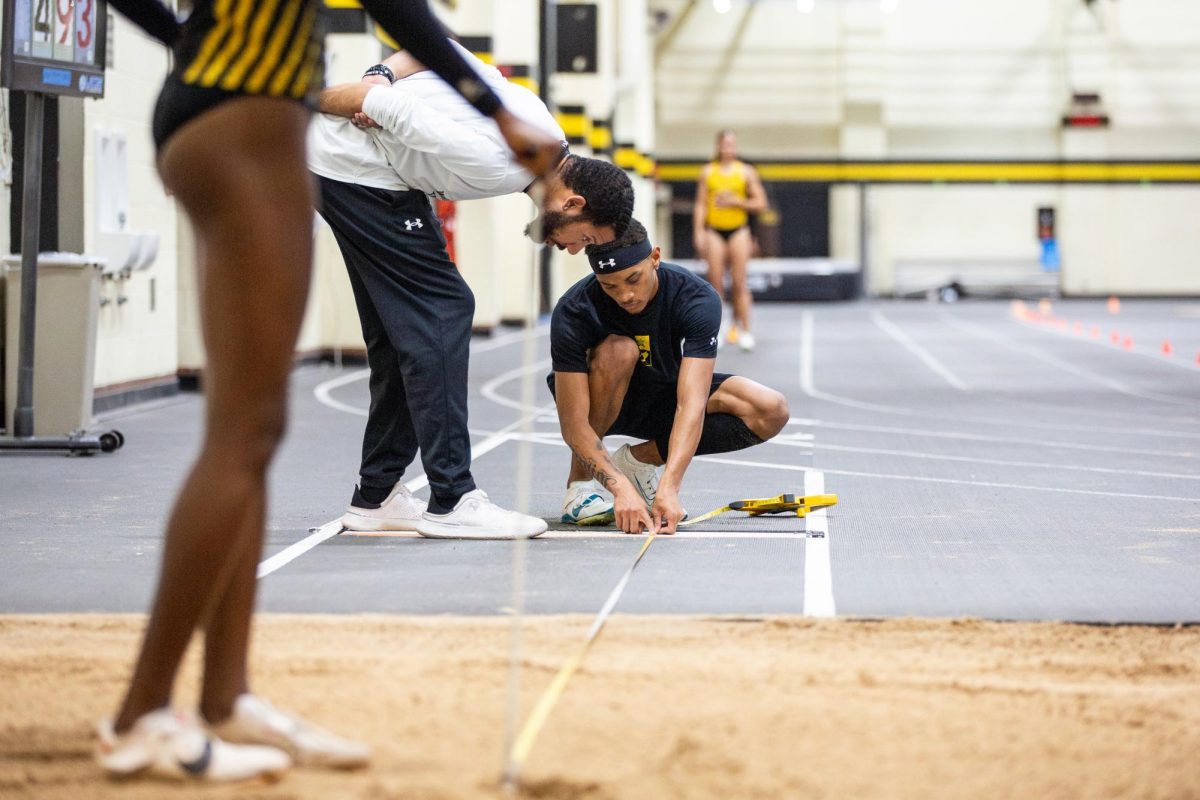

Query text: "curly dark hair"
[585, 217, 647, 258]
[559, 156, 635, 236]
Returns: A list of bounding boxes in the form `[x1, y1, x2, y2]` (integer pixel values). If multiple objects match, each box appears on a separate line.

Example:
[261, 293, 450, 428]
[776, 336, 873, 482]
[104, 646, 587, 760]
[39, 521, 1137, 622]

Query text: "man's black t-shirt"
[551, 263, 721, 387]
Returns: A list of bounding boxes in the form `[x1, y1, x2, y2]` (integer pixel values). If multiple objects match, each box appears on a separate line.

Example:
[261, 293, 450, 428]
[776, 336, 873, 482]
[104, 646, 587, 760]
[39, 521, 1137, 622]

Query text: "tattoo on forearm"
[570, 445, 619, 491]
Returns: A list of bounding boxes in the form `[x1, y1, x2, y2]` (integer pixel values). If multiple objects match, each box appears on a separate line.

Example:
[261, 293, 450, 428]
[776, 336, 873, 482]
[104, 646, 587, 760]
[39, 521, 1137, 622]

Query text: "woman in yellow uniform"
[693, 129, 767, 350]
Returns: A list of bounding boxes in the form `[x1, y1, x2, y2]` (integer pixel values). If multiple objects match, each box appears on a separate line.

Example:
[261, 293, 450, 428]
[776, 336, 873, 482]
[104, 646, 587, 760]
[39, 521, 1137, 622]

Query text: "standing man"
[308, 43, 635, 538]
[548, 220, 790, 533]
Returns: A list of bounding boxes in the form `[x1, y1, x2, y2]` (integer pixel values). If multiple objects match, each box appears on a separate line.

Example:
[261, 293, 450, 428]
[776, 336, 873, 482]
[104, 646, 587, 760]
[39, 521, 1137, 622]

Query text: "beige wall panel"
[86, 15, 179, 389]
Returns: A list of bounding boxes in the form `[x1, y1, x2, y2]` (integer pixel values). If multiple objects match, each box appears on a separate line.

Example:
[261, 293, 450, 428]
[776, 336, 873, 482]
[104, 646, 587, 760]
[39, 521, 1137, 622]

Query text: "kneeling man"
[548, 219, 790, 534]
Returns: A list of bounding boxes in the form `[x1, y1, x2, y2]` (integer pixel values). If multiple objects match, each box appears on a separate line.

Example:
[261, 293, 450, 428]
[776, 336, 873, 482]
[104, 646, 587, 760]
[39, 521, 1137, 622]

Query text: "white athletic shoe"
[96, 708, 290, 782]
[612, 444, 659, 507]
[738, 331, 757, 352]
[416, 489, 547, 539]
[561, 481, 615, 526]
[341, 483, 427, 532]
[207, 694, 370, 770]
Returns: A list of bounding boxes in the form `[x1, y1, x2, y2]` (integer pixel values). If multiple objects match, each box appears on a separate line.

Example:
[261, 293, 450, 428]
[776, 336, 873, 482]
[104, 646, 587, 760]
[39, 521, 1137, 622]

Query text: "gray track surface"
[2, 299, 1198, 623]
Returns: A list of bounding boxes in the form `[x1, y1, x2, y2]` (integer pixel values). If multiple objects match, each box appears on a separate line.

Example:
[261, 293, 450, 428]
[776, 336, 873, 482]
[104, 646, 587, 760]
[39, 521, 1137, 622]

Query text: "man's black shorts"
[547, 371, 733, 442]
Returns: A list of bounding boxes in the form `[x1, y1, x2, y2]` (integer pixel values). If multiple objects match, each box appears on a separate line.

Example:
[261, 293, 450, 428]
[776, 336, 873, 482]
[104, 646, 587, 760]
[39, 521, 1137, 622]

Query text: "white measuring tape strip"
[502, 531, 657, 788]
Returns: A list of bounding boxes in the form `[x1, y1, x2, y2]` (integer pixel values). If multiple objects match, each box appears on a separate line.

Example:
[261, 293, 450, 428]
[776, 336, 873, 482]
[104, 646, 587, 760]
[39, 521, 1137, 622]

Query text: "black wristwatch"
[362, 64, 395, 83]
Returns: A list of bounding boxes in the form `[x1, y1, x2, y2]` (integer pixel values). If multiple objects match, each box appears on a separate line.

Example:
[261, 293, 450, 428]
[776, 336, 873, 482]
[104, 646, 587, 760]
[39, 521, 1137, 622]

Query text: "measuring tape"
[679, 492, 838, 527]
[501, 490, 838, 789]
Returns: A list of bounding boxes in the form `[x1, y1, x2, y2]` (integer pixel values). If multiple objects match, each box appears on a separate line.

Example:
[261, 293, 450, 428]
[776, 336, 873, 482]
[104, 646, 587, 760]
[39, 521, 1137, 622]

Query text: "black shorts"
[547, 371, 733, 442]
[153, 0, 323, 149]
[706, 225, 748, 242]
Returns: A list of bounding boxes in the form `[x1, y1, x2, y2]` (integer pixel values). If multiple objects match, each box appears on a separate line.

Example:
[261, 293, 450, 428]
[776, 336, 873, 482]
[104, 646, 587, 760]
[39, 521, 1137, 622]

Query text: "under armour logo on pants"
[404, 219, 423, 231]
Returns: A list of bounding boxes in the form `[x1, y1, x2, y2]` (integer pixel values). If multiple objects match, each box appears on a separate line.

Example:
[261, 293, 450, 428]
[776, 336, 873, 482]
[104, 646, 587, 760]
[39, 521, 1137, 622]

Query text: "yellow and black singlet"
[704, 160, 749, 233]
[110, 0, 507, 151]
[151, 0, 324, 148]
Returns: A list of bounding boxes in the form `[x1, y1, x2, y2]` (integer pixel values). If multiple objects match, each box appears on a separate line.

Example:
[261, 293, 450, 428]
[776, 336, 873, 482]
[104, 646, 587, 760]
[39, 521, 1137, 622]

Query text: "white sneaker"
[416, 489, 548, 539]
[561, 481, 615, 526]
[96, 707, 290, 782]
[207, 694, 370, 770]
[341, 482, 427, 532]
[612, 444, 659, 507]
[739, 331, 756, 351]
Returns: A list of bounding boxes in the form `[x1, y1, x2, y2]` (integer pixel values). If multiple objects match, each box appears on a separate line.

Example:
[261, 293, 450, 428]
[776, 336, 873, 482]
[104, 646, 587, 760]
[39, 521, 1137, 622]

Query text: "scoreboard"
[2, 0, 108, 97]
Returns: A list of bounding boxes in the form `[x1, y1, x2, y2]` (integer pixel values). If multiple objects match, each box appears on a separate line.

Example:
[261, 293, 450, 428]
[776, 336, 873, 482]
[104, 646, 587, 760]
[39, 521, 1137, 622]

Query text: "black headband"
[588, 238, 652, 274]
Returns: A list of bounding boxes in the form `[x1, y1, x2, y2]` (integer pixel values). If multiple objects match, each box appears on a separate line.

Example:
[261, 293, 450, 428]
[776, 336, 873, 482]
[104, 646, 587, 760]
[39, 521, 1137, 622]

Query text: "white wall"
[655, 0, 1200, 295]
[84, 14, 179, 387]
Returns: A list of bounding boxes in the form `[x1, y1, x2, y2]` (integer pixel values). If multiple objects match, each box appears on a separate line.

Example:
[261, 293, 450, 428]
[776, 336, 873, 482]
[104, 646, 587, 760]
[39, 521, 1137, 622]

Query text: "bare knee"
[741, 388, 788, 440]
[589, 335, 639, 383]
[205, 397, 289, 472]
[760, 390, 789, 438]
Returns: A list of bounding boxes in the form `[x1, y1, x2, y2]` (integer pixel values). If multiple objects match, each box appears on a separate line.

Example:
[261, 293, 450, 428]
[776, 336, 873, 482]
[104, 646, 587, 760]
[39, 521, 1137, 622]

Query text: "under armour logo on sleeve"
[404, 219, 423, 231]
[598, 258, 616, 269]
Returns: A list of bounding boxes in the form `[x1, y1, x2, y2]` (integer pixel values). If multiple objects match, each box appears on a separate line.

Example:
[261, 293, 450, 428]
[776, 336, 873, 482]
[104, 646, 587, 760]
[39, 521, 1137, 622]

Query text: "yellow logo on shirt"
[635, 335, 652, 366]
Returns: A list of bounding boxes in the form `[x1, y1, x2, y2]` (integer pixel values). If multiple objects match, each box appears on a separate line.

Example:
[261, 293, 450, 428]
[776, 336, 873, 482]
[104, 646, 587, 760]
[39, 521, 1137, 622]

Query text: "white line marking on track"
[313, 369, 370, 416]
[1008, 309, 1200, 374]
[476, 432, 1200, 502]
[258, 519, 342, 579]
[259, 405, 559, 577]
[481, 359, 554, 414]
[798, 321, 836, 615]
[945, 314, 1197, 409]
[766, 437, 1200, 480]
[313, 325, 550, 417]
[802, 470, 835, 617]
[691, 454, 1200, 503]
[340, 529, 808, 540]
[799, 312, 1200, 438]
[273, 326, 555, 578]
[788, 418, 1197, 460]
[871, 309, 969, 391]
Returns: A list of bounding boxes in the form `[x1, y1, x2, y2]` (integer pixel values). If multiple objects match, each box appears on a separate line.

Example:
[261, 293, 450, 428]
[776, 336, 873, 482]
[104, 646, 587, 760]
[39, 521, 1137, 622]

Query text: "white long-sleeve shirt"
[307, 45, 565, 200]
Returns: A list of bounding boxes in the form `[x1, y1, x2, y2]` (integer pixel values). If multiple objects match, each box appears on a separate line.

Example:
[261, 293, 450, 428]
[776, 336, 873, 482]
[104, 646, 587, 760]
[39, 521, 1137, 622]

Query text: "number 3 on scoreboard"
[77, 0, 94, 49]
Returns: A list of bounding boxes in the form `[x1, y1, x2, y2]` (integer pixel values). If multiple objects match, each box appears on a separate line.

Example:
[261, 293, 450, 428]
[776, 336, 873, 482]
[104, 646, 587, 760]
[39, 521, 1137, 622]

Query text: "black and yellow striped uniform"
[152, 0, 323, 148]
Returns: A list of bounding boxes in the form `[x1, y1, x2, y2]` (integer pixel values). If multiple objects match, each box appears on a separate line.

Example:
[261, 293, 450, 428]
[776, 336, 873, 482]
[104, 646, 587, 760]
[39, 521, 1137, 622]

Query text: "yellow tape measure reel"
[679, 492, 838, 527]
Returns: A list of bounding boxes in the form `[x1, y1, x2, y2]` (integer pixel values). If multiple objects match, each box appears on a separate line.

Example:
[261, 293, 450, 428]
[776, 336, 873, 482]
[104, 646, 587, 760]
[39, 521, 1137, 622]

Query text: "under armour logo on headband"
[588, 237, 653, 274]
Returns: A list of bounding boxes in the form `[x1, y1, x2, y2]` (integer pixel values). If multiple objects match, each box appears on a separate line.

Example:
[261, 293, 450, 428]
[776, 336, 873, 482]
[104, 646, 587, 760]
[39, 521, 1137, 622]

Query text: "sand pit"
[1, 614, 1197, 799]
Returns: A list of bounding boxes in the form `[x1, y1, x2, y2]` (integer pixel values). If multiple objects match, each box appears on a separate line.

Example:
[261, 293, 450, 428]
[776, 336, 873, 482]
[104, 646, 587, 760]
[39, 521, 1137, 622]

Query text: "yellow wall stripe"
[656, 161, 1200, 183]
[181, 0, 235, 84]
[556, 112, 590, 140]
[615, 146, 655, 176]
[589, 125, 612, 151]
[614, 147, 639, 170]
